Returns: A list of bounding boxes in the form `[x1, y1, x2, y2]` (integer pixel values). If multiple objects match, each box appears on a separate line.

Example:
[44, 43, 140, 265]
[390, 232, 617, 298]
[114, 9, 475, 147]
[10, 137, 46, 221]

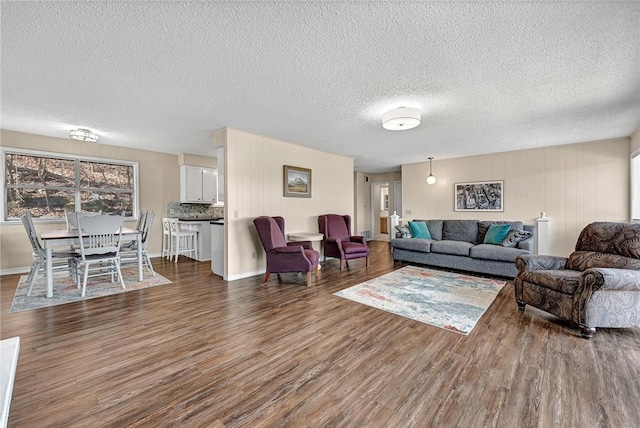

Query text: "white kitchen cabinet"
[180, 165, 217, 203]
[211, 220, 224, 277]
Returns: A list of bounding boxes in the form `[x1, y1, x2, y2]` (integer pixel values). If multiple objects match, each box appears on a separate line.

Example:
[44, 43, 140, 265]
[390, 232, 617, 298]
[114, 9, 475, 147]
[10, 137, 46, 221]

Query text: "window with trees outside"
[3, 148, 138, 221]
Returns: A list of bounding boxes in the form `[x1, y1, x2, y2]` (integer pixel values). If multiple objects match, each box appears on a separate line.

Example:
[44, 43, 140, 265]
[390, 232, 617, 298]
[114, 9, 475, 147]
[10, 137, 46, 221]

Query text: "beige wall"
[223, 128, 354, 280]
[178, 153, 217, 168]
[0, 130, 180, 272]
[632, 128, 640, 154]
[401, 138, 630, 256]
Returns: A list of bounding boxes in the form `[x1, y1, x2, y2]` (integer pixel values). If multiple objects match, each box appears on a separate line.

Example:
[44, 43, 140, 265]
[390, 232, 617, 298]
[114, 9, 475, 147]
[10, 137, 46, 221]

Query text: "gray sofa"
[391, 219, 535, 278]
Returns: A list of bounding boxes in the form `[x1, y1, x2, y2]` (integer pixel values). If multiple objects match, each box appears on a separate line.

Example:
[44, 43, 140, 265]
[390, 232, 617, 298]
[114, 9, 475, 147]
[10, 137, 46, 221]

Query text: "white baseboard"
[225, 269, 264, 282]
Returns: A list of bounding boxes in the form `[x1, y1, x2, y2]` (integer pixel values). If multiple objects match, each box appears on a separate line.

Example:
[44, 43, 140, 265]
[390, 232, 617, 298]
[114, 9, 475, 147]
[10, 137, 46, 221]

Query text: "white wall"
[224, 128, 354, 280]
[402, 138, 630, 256]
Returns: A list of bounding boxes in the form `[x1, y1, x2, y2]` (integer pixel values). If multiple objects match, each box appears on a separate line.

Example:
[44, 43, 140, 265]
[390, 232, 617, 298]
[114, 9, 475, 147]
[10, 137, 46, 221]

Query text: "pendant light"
[426, 157, 436, 185]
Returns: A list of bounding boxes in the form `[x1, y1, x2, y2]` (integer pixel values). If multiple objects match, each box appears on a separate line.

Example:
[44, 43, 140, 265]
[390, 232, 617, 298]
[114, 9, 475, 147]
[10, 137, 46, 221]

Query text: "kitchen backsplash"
[167, 202, 224, 219]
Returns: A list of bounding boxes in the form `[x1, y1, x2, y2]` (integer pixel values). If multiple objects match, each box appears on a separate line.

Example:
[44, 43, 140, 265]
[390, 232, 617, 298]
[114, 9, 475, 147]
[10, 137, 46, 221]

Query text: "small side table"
[288, 232, 324, 267]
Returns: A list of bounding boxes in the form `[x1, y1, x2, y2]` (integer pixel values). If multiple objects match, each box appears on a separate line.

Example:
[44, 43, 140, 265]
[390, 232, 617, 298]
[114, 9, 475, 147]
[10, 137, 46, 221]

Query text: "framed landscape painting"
[454, 180, 503, 211]
[283, 165, 312, 198]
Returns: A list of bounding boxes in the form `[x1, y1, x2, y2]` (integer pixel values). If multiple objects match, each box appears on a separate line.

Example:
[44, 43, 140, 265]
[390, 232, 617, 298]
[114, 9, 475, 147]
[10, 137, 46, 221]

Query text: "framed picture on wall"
[454, 180, 503, 211]
[283, 165, 312, 198]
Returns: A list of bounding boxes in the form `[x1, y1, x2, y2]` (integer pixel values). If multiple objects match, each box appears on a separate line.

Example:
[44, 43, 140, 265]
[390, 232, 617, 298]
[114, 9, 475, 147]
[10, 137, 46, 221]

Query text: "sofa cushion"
[470, 244, 529, 263]
[478, 221, 524, 243]
[431, 240, 474, 256]
[413, 219, 443, 240]
[395, 224, 412, 238]
[483, 224, 511, 244]
[502, 229, 533, 247]
[566, 251, 640, 271]
[519, 269, 581, 294]
[391, 238, 432, 253]
[442, 220, 479, 244]
[409, 221, 431, 239]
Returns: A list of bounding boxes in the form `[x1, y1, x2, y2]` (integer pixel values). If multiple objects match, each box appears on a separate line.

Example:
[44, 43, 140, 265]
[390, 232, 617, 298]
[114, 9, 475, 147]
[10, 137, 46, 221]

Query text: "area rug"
[10, 267, 172, 313]
[334, 266, 505, 335]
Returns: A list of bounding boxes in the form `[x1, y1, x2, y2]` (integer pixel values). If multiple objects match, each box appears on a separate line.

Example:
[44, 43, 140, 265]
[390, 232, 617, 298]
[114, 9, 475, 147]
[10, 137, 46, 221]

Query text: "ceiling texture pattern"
[1, 1, 639, 172]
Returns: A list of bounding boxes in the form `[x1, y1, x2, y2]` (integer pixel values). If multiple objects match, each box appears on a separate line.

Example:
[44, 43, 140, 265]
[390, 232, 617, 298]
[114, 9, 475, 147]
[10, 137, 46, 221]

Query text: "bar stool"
[168, 218, 198, 263]
[161, 218, 172, 260]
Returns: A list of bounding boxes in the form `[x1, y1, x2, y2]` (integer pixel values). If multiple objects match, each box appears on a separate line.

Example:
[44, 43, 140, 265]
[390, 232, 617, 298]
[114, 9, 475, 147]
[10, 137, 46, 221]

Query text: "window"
[632, 151, 640, 222]
[3, 148, 138, 221]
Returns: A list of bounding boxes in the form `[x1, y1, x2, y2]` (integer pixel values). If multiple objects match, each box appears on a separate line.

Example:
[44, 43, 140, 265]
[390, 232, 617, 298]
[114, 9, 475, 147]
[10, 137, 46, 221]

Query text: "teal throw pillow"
[483, 224, 511, 245]
[408, 221, 432, 239]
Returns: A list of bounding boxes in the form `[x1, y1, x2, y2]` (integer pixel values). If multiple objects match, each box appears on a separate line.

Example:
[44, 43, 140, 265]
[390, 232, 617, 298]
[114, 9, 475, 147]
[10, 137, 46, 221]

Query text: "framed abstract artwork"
[454, 180, 503, 211]
[283, 165, 312, 198]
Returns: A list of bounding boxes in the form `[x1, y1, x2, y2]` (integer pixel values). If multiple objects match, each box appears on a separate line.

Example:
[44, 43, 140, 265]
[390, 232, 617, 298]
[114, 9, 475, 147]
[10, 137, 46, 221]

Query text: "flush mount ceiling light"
[382, 107, 421, 130]
[426, 157, 437, 185]
[69, 128, 99, 143]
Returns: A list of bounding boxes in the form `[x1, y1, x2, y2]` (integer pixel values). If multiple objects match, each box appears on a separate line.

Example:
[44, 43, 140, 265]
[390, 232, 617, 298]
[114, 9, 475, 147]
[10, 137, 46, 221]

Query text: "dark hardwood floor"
[2, 241, 640, 427]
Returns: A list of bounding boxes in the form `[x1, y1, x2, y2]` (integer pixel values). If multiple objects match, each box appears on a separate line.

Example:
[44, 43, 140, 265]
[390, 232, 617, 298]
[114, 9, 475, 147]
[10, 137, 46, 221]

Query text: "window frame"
[1, 147, 139, 223]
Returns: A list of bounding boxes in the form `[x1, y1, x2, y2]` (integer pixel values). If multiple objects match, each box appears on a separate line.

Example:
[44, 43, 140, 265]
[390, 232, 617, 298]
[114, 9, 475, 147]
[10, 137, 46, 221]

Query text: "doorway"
[370, 182, 390, 241]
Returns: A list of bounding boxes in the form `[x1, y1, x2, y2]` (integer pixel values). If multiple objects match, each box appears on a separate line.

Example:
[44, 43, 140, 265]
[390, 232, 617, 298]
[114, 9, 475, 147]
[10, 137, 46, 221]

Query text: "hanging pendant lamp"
[426, 157, 436, 185]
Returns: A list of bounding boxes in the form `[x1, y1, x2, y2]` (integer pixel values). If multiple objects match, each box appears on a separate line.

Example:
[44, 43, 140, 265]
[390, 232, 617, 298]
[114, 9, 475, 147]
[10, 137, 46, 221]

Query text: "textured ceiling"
[1, 1, 639, 172]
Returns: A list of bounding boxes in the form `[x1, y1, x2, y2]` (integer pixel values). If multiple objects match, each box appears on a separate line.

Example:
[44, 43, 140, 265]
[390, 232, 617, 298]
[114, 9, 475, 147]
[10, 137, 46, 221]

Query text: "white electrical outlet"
[234, 210, 239, 218]
[406, 209, 412, 215]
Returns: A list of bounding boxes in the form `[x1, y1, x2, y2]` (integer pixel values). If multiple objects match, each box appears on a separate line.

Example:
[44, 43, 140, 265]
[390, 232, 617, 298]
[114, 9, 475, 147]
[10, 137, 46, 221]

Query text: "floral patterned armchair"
[514, 222, 640, 338]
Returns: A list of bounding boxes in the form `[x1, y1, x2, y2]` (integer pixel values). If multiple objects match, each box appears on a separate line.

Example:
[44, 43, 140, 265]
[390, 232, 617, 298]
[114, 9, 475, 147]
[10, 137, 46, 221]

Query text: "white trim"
[225, 269, 264, 281]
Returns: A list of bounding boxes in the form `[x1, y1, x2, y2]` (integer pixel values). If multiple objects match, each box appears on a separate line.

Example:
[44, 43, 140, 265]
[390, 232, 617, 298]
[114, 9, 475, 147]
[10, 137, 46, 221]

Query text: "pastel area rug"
[334, 265, 505, 335]
[10, 267, 172, 313]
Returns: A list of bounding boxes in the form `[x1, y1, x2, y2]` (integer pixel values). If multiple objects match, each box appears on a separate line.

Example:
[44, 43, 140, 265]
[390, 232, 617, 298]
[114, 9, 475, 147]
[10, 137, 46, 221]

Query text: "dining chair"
[168, 218, 198, 263]
[72, 213, 126, 297]
[120, 211, 156, 276]
[21, 211, 77, 296]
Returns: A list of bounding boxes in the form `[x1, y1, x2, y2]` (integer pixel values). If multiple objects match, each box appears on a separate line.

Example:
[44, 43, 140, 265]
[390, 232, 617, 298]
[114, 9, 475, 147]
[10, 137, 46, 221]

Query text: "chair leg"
[306, 271, 312, 287]
[314, 264, 319, 276]
[365, 256, 369, 267]
[264, 272, 270, 283]
[115, 260, 126, 289]
[26, 261, 40, 296]
[81, 265, 89, 297]
[340, 259, 344, 271]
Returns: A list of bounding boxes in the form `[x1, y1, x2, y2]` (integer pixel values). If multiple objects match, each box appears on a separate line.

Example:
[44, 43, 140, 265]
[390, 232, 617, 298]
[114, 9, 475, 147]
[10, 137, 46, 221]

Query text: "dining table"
[40, 227, 143, 298]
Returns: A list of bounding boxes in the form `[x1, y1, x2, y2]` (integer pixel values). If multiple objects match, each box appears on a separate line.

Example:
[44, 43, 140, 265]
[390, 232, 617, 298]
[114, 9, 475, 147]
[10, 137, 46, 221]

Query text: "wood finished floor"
[2, 241, 640, 427]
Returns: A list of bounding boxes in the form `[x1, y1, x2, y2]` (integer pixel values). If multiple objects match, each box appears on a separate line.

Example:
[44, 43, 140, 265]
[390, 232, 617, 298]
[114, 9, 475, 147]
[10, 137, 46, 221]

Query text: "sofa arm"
[287, 241, 312, 250]
[274, 246, 304, 254]
[515, 254, 568, 275]
[580, 268, 640, 293]
[350, 236, 366, 244]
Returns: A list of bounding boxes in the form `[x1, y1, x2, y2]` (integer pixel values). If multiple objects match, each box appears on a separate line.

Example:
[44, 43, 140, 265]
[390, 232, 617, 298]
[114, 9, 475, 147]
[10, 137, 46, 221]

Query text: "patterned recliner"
[514, 222, 640, 338]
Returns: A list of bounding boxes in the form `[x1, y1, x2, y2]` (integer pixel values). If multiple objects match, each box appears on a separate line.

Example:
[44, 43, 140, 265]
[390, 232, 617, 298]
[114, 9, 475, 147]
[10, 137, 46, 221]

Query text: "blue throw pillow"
[483, 224, 511, 244]
[408, 221, 432, 239]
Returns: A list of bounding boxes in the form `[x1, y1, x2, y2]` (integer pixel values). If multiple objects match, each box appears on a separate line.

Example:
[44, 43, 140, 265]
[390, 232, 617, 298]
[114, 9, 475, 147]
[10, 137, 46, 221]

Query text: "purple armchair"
[253, 216, 319, 287]
[318, 214, 369, 271]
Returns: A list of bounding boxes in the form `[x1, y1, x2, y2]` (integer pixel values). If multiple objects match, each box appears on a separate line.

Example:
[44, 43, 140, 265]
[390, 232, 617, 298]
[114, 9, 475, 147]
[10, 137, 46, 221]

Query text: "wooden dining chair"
[120, 211, 156, 276]
[72, 213, 126, 297]
[21, 211, 77, 296]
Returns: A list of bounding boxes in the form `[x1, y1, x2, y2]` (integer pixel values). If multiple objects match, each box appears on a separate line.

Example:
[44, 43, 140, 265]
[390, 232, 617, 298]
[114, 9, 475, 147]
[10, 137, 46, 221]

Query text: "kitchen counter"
[178, 217, 223, 222]
[210, 219, 224, 225]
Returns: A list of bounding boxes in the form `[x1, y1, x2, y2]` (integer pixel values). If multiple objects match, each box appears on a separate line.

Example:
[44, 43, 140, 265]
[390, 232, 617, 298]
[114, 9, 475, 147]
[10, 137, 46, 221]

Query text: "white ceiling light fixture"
[382, 107, 421, 130]
[426, 157, 437, 185]
[69, 128, 99, 143]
